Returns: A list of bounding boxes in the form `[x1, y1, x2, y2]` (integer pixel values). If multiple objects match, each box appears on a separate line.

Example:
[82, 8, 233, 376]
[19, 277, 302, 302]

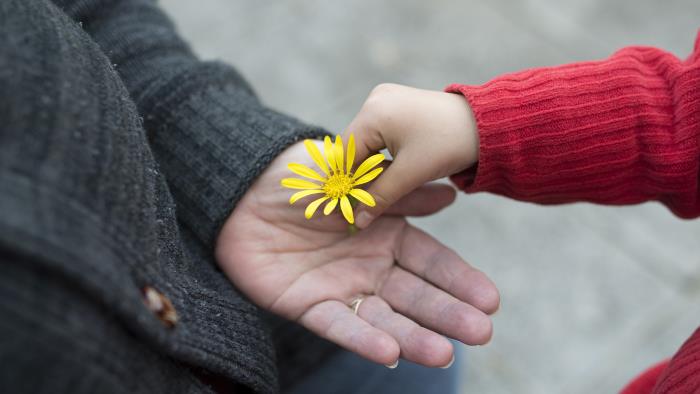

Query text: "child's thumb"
[354, 157, 430, 229]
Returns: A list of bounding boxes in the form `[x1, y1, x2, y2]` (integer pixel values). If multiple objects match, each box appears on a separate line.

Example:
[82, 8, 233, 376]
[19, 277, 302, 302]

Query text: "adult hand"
[216, 141, 498, 368]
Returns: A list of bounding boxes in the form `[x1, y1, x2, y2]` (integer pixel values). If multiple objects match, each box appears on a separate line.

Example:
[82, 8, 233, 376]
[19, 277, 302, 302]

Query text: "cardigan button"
[142, 286, 178, 328]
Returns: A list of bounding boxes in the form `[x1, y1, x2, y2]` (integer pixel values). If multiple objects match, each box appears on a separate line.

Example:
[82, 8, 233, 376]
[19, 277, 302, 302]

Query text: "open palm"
[215, 141, 499, 367]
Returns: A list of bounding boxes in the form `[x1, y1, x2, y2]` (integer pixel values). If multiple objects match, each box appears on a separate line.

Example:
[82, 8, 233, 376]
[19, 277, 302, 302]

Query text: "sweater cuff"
[444, 78, 672, 206]
[142, 63, 330, 247]
[445, 81, 541, 198]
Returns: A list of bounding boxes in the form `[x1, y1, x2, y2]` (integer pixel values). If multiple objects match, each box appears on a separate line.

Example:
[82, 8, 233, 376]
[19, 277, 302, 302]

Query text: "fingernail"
[440, 355, 455, 369]
[384, 360, 399, 369]
[356, 211, 373, 229]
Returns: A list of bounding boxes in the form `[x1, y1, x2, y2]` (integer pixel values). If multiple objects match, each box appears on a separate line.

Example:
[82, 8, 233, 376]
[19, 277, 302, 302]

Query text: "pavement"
[160, 1, 700, 392]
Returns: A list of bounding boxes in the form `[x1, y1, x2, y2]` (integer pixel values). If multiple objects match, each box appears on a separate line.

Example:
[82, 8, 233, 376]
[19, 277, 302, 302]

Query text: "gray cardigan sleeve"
[52, 0, 329, 246]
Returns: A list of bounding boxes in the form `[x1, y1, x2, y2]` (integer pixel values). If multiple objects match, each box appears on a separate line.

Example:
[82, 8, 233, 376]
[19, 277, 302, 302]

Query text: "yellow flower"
[281, 134, 385, 224]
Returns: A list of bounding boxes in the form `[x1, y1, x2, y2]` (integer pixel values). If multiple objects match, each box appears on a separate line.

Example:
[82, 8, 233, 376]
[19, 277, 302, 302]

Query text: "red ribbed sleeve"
[447, 32, 700, 394]
[652, 328, 700, 394]
[446, 31, 700, 218]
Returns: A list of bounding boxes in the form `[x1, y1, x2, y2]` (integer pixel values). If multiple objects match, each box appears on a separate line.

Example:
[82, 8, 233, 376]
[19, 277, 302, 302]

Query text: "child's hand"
[343, 83, 480, 228]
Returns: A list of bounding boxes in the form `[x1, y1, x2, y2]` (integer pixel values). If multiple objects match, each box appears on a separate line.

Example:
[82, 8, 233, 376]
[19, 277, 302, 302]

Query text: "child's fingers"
[354, 155, 435, 229]
[383, 183, 456, 217]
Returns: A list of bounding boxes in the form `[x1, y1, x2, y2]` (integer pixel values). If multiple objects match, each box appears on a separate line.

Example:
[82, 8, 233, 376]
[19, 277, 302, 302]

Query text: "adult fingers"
[379, 266, 493, 346]
[396, 225, 500, 314]
[356, 295, 454, 368]
[298, 299, 400, 365]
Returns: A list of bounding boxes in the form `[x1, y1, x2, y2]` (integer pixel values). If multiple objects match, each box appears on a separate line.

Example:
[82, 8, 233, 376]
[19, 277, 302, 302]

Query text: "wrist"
[441, 91, 479, 172]
[462, 97, 480, 169]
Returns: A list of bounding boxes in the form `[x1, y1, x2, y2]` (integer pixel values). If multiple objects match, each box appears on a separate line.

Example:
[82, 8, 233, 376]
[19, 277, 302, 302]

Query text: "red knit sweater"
[447, 31, 700, 393]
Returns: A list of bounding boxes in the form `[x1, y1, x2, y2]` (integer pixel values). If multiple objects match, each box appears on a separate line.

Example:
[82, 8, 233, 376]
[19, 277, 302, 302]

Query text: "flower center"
[324, 173, 354, 199]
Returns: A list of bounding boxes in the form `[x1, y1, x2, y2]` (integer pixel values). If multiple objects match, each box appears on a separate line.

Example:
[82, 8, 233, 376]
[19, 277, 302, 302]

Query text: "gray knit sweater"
[0, 0, 335, 393]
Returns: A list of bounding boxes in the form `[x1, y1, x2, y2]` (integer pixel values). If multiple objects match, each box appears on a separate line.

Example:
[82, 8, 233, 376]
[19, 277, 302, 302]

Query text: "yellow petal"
[288, 163, 326, 182]
[340, 196, 354, 224]
[334, 135, 344, 174]
[305, 196, 329, 219]
[323, 198, 338, 215]
[324, 136, 337, 173]
[353, 167, 383, 186]
[353, 153, 385, 180]
[281, 178, 322, 190]
[290, 189, 325, 204]
[349, 188, 375, 207]
[346, 134, 355, 174]
[304, 140, 330, 176]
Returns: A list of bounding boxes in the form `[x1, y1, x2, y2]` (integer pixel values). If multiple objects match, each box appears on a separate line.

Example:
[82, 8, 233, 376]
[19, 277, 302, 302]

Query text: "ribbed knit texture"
[653, 328, 700, 393]
[621, 360, 670, 394]
[447, 32, 700, 394]
[0, 0, 337, 393]
[55, 0, 330, 247]
[447, 32, 700, 218]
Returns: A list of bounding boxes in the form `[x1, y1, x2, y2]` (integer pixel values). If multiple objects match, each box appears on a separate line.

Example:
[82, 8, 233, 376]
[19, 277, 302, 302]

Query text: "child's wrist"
[464, 100, 480, 169]
[442, 91, 479, 172]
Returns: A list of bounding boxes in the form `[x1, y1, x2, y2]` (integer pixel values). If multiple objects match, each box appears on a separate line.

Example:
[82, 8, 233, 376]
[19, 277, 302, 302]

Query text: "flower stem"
[347, 195, 360, 235]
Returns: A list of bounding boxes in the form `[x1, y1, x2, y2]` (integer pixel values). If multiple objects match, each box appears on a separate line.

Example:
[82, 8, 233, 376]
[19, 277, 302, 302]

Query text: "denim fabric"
[286, 345, 462, 394]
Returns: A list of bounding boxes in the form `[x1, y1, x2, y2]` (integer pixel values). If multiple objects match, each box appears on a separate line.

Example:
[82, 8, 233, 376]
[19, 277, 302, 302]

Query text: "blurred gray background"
[160, 1, 700, 392]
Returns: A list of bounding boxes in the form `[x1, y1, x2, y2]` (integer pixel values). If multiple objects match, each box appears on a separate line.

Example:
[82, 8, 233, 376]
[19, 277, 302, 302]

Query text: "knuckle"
[355, 83, 409, 144]
[371, 191, 394, 211]
[369, 82, 401, 98]
[363, 83, 402, 117]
